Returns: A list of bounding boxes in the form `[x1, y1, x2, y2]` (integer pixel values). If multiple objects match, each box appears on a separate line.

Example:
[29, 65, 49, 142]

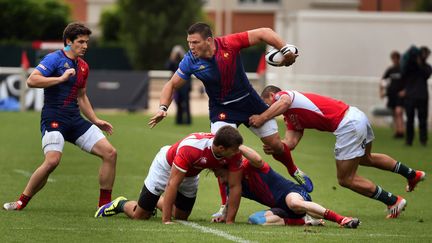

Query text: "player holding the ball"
[148, 23, 312, 217]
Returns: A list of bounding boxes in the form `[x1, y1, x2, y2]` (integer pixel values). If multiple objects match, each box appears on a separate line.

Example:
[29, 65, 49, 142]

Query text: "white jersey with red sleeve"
[166, 133, 242, 177]
[274, 90, 349, 132]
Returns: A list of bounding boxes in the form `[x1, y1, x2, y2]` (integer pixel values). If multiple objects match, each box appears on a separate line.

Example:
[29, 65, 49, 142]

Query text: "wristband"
[280, 44, 298, 55]
[159, 105, 168, 112]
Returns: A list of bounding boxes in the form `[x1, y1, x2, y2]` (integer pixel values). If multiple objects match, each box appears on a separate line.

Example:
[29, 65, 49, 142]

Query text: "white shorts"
[144, 146, 199, 198]
[42, 125, 105, 154]
[211, 119, 278, 138]
[333, 107, 375, 160]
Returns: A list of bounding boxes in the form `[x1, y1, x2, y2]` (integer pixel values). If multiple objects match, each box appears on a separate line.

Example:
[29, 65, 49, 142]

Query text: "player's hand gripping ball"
[265, 45, 298, 66]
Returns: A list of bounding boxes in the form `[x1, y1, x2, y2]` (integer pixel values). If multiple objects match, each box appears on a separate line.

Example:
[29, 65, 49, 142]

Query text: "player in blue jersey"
[211, 147, 360, 228]
[148, 22, 313, 216]
[3, 23, 117, 211]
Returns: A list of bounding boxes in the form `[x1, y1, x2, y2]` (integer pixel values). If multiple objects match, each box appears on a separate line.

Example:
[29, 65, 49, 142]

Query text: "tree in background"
[416, 0, 432, 12]
[101, 0, 205, 70]
[0, 0, 70, 42]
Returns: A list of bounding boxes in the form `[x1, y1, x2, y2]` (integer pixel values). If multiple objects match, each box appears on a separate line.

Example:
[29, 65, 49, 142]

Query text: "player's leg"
[76, 124, 117, 207]
[360, 143, 425, 192]
[173, 192, 196, 220]
[417, 98, 428, 145]
[286, 193, 359, 228]
[250, 119, 313, 192]
[394, 105, 405, 138]
[174, 175, 198, 220]
[404, 98, 415, 146]
[3, 131, 64, 211]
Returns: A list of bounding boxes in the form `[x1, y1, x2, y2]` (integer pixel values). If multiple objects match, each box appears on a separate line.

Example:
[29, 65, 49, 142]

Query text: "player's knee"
[103, 146, 117, 163]
[43, 156, 61, 172]
[337, 177, 353, 188]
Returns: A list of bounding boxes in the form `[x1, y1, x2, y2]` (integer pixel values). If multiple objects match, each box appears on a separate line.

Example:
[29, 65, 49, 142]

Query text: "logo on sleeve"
[37, 64, 47, 70]
[198, 65, 205, 70]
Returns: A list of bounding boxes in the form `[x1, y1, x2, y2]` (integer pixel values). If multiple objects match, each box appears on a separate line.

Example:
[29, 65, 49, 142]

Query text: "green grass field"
[0, 112, 430, 242]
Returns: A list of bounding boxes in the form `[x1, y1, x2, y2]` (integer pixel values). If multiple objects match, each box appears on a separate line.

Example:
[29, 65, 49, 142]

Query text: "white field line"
[8, 226, 432, 239]
[14, 169, 55, 182]
[178, 220, 256, 243]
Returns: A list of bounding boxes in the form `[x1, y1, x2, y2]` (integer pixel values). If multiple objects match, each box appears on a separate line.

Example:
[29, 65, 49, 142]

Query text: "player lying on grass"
[211, 146, 360, 228]
[95, 126, 244, 224]
[249, 85, 426, 219]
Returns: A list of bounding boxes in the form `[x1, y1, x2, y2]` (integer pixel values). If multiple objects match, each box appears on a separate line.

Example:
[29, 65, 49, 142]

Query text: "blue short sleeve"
[35, 52, 59, 77]
[176, 55, 192, 81]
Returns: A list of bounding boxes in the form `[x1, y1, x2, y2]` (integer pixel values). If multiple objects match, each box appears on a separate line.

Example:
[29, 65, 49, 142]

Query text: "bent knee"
[337, 177, 354, 188]
[103, 147, 117, 162]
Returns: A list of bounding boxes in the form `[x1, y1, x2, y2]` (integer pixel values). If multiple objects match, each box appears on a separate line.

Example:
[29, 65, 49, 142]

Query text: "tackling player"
[3, 22, 117, 211]
[211, 146, 360, 228]
[249, 85, 426, 219]
[148, 22, 313, 216]
[95, 126, 244, 224]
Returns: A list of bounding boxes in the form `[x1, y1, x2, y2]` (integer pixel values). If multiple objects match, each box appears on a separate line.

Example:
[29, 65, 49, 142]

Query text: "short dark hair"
[187, 22, 213, 39]
[261, 85, 282, 99]
[213, 126, 243, 148]
[63, 22, 92, 47]
[390, 51, 400, 59]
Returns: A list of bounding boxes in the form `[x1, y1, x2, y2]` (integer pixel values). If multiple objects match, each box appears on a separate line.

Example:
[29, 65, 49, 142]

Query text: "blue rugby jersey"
[177, 32, 256, 107]
[36, 50, 88, 116]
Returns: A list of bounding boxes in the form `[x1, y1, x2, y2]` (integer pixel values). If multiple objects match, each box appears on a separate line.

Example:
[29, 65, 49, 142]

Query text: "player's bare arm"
[162, 165, 186, 224]
[27, 68, 75, 88]
[225, 170, 242, 224]
[239, 145, 263, 168]
[148, 73, 186, 128]
[249, 93, 292, 128]
[247, 28, 297, 67]
[78, 88, 113, 135]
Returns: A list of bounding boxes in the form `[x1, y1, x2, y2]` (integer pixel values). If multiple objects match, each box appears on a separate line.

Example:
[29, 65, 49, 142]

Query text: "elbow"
[26, 78, 35, 88]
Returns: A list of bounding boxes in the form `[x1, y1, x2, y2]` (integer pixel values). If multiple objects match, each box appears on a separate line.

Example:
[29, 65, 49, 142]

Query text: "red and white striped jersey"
[166, 132, 242, 177]
[273, 90, 349, 132]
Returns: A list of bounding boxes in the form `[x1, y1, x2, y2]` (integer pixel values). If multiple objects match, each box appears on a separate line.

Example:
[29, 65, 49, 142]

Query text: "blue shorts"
[209, 92, 268, 125]
[41, 111, 92, 143]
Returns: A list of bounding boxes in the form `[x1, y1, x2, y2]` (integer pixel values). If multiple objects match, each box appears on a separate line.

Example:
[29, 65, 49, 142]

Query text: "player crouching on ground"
[95, 126, 245, 224]
[211, 146, 360, 228]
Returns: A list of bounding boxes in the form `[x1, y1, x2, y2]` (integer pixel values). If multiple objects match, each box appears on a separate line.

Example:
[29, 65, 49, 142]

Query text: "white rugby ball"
[265, 45, 298, 66]
[265, 49, 284, 66]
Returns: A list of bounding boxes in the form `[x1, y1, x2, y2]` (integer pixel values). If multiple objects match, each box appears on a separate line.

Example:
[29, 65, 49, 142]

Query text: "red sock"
[272, 143, 298, 175]
[18, 193, 32, 209]
[218, 178, 227, 205]
[99, 189, 112, 207]
[284, 218, 305, 225]
[324, 209, 344, 223]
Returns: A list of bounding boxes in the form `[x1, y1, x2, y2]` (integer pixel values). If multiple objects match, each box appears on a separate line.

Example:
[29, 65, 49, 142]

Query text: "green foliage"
[116, 0, 205, 70]
[99, 6, 122, 44]
[0, 0, 70, 42]
[415, 0, 432, 12]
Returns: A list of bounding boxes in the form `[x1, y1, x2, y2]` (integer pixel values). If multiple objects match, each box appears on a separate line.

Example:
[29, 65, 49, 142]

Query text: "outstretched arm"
[148, 73, 186, 128]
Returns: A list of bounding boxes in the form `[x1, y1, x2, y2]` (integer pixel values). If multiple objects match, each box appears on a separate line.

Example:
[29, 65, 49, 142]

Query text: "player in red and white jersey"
[249, 85, 426, 219]
[95, 126, 244, 224]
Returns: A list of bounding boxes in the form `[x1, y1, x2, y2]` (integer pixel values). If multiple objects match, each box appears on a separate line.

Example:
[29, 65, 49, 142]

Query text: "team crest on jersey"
[223, 52, 229, 58]
[198, 65, 205, 70]
[63, 62, 70, 68]
[218, 112, 227, 120]
[50, 121, 59, 129]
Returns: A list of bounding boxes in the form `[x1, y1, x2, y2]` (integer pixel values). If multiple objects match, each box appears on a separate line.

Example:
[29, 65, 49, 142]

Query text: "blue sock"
[248, 210, 267, 225]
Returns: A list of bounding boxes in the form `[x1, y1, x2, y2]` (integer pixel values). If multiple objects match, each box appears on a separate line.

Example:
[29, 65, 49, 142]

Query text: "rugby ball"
[265, 49, 284, 66]
[265, 45, 298, 66]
